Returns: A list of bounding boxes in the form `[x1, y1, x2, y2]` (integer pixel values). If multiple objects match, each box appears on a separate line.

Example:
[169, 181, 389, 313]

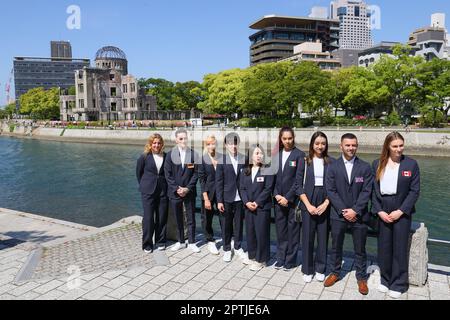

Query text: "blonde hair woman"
[136, 134, 168, 253]
[199, 135, 222, 255]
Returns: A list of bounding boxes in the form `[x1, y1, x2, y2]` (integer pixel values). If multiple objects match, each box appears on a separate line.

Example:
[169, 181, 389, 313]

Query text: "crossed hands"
[307, 202, 329, 216]
[342, 208, 358, 223]
[275, 195, 289, 207]
[177, 187, 189, 198]
[246, 202, 258, 212]
[378, 210, 404, 224]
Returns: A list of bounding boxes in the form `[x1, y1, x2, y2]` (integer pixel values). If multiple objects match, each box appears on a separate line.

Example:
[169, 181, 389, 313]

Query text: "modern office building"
[13, 42, 90, 109]
[330, 0, 373, 50]
[51, 41, 73, 59]
[408, 27, 448, 61]
[281, 41, 341, 70]
[60, 46, 157, 122]
[333, 48, 361, 67]
[358, 41, 402, 67]
[249, 15, 340, 65]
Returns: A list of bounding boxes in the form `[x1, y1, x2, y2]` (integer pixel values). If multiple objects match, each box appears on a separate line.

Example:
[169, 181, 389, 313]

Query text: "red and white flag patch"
[402, 171, 412, 177]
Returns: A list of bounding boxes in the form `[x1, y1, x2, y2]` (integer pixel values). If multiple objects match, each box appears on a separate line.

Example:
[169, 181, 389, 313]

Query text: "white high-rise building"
[330, 0, 373, 50]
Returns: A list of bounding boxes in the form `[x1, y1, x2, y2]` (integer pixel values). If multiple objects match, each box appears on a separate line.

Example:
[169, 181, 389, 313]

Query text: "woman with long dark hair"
[136, 134, 168, 253]
[372, 132, 420, 299]
[273, 127, 306, 271]
[240, 144, 274, 271]
[298, 132, 333, 283]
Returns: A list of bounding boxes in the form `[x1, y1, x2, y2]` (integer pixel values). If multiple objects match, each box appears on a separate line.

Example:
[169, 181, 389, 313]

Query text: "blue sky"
[0, 0, 449, 105]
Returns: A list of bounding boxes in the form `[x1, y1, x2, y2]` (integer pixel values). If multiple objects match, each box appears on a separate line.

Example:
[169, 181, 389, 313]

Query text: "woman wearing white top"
[298, 132, 334, 283]
[372, 132, 420, 299]
[136, 134, 168, 253]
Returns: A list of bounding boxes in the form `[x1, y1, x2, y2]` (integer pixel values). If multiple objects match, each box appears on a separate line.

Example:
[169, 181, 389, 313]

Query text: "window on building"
[123, 99, 128, 109]
[131, 98, 136, 108]
[93, 99, 96, 108]
[123, 84, 128, 93]
[111, 87, 117, 97]
[111, 103, 117, 112]
[110, 74, 115, 81]
[78, 84, 84, 93]
[79, 99, 85, 109]
[131, 83, 136, 93]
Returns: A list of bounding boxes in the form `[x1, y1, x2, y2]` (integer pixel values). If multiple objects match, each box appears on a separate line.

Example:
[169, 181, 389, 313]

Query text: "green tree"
[139, 78, 176, 110]
[19, 87, 60, 120]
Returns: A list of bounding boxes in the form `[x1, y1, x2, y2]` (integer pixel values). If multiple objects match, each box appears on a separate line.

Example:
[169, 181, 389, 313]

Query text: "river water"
[0, 136, 448, 266]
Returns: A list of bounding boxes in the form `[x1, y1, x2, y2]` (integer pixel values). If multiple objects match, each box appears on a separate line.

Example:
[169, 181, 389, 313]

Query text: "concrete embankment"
[1, 122, 450, 157]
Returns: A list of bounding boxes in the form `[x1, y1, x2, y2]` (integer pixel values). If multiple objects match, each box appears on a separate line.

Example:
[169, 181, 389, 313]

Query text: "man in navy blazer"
[324, 133, 373, 295]
[164, 129, 200, 253]
[216, 133, 246, 262]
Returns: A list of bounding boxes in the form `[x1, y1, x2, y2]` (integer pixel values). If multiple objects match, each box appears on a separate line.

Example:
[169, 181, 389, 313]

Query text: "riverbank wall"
[1, 122, 450, 157]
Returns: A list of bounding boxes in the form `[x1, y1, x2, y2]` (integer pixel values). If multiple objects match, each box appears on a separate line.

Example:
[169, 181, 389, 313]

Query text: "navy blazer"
[239, 167, 275, 211]
[216, 153, 246, 204]
[164, 147, 199, 201]
[198, 153, 222, 201]
[326, 156, 374, 223]
[136, 152, 168, 195]
[371, 156, 420, 216]
[298, 157, 335, 211]
[273, 147, 306, 206]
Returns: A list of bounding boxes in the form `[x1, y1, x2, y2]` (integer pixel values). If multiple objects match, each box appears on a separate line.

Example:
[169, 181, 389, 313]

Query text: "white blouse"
[153, 154, 164, 173]
[313, 157, 325, 187]
[282, 150, 292, 172]
[380, 164, 400, 195]
[252, 166, 260, 183]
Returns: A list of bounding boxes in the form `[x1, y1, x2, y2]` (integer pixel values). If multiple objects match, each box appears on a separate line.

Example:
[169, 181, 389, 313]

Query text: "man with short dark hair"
[324, 133, 374, 295]
[216, 133, 247, 263]
[165, 129, 200, 254]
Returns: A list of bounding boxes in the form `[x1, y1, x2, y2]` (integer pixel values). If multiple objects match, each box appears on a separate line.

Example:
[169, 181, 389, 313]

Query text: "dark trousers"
[201, 196, 220, 242]
[301, 211, 329, 275]
[246, 209, 271, 264]
[220, 201, 244, 252]
[330, 219, 368, 281]
[275, 204, 300, 267]
[378, 196, 412, 293]
[141, 189, 168, 250]
[170, 195, 196, 244]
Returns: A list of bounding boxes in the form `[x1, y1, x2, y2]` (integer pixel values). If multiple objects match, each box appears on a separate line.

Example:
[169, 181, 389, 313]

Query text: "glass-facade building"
[13, 57, 90, 109]
[249, 15, 340, 65]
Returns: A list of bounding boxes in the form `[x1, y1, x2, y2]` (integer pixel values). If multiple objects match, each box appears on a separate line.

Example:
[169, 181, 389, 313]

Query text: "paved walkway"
[0, 208, 449, 300]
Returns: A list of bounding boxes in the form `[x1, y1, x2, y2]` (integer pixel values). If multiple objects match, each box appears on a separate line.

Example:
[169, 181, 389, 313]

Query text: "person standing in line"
[240, 144, 275, 271]
[324, 133, 373, 295]
[136, 134, 168, 253]
[273, 127, 305, 271]
[298, 132, 334, 283]
[164, 129, 200, 254]
[372, 132, 420, 299]
[216, 133, 248, 263]
[199, 135, 222, 255]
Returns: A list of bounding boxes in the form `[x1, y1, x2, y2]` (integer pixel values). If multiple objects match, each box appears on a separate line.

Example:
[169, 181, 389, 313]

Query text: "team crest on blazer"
[355, 177, 364, 183]
[289, 161, 297, 167]
[402, 171, 412, 177]
[257, 177, 265, 183]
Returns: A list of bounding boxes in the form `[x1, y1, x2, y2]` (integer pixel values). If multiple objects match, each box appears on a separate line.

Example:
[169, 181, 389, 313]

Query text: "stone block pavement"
[0, 208, 449, 301]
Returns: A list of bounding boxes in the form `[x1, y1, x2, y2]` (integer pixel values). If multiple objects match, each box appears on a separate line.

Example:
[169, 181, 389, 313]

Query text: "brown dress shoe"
[358, 280, 369, 295]
[324, 274, 340, 287]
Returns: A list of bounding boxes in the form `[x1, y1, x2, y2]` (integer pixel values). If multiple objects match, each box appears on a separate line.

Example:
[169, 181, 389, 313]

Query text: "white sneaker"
[378, 284, 389, 293]
[241, 253, 251, 265]
[208, 242, 219, 255]
[388, 290, 402, 299]
[249, 261, 264, 272]
[170, 242, 183, 252]
[143, 249, 153, 254]
[223, 251, 232, 262]
[315, 273, 325, 282]
[235, 248, 245, 258]
[303, 274, 313, 283]
[188, 244, 201, 253]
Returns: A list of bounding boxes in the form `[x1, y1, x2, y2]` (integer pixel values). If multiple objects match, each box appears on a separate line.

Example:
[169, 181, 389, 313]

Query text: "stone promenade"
[0, 208, 449, 300]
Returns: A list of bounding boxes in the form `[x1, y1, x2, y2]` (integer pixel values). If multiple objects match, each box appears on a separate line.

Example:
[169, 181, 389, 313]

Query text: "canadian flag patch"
[402, 171, 412, 177]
